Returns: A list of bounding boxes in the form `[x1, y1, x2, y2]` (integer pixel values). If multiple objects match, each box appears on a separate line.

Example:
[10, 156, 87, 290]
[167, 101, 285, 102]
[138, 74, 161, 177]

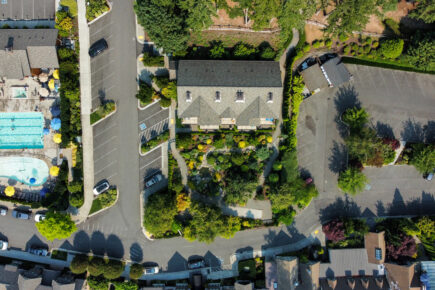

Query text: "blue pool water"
[0, 157, 49, 186]
[0, 112, 44, 149]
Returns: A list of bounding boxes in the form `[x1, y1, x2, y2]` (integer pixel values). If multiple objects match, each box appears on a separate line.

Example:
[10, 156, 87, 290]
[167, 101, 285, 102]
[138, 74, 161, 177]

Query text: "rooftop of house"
[365, 232, 386, 265]
[177, 60, 282, 88]
[385, 262, 420, 290]
[0, 29, 59, 79]
[319, 276, 389, 290]
[0, 0, 55, 21]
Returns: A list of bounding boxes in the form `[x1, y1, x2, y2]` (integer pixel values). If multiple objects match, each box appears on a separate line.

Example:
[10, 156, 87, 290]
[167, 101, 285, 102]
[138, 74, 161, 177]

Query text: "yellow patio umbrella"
[53, 133, 62, 144]
[53, 69, 59, 80]
[48, 79, 55, 91]
[50, 166, 59, 177]
[4, 186, 15, 197]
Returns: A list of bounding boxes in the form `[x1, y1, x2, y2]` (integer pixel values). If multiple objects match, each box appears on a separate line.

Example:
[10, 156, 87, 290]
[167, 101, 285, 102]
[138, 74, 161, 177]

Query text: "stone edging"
[87, 188, 119, 218]
[90, 105, 117, 127]
[87, 0, 112, 26]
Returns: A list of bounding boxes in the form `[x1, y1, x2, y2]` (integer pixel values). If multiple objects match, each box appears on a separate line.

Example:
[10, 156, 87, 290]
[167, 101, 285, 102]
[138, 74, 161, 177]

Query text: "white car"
[34, 214, 45, 222]
[0, 240, 8, 251]
[145, 174, 162, 188]
[93, 180, 110, 195]
[144, 266, 159, 275]
[0, 208, 7, 216]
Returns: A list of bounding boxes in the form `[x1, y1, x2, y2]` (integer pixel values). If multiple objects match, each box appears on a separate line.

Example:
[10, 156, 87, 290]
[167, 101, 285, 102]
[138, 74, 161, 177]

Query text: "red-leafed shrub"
[322, 219, 346, 242]
[383, 138, 400, 150]
[386, 235, 417, 260]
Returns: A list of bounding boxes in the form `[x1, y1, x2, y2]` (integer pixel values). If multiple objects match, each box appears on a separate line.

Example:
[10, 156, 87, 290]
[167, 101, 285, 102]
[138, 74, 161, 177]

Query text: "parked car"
[0, 207, 7, 216]
[145, 174, 163, 188]
[426, 172, 434, 181]
[34, 214, 45, 222]
[0, 240, 8, 251]
[144, 266, 159, 275]
[28, 247, 49, 256]
[187, 258, 205, 270]
[93, 180, 110, 195]
[89, 39, 108, 57]
[12, 210, 30, 220]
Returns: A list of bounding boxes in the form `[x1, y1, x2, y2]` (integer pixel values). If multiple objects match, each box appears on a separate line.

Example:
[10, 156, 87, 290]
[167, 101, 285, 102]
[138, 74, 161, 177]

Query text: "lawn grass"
[60, 0, 78, 17]
[342, 56, 435, 75]
[89, 199, 102, 214]
[51, 250, 68, 261]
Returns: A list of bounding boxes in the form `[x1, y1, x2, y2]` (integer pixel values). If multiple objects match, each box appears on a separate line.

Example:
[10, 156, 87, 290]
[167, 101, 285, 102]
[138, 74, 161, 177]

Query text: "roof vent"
[186, 91, 192, 102]
[267, 92, 273, 103]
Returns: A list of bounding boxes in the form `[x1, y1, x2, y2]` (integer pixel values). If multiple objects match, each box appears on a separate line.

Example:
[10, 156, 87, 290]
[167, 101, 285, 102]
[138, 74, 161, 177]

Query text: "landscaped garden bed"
[86, 0, 110, 22]
[89, 188, 118, 215]
[90, 102, 116, 125]
[141, 130, 169, 154]
[142, 51, 164, 67]
[395, 143, 435, 177]
[238, 257, 265, 288]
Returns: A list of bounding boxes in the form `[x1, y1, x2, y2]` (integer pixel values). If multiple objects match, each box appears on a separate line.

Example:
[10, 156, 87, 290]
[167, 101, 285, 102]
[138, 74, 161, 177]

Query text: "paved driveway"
[297, 64, 435, 223]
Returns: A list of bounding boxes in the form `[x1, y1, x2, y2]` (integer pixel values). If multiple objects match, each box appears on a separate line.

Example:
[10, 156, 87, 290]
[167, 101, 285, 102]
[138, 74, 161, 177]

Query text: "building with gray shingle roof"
[177, 60, 282, 130]
[0, 29, 58, 79]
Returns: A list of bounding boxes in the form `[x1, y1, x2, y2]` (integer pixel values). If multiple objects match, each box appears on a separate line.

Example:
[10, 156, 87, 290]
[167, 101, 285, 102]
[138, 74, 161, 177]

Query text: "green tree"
[220, 216, 241, 239]
[184, 202, 225, 243]
[338, 167, 368, 195]
[325, 0, 379, 36]
[69, 192, 84, 208]
[345, 127, 382, 164]
[228, 0, 253, 25]
[209, 41, 226, 59]
[270, 185, 294, 212]
[409, 0, 435, 23]
[161, 82, 177, 99]
[415, 216, 435, 239]
[179, 0, 215, 32]
[112, 281, 139, 290]
[406, 32, 435, 71]
[224, 176, 257, 205]
[378, 39, 404, 59]
[88, 256, 105, 277]
[70, 255, 89, 274]
[410, 144, 435, 175]
[134, 0, 189, 53]
[233, 42, 257, 59]
[268, 173, 279, 183]
[256, 146, 271, 161]
[144, 191, 177, 237]
[35, 212, 77, 241]
[278, 0, 316, 45]
[250, 0, 281, 30]
[103, 259, 124, 280]
[87, 276, 108, 290]
[129, 263, 144, 279]
[342, 107, 369, 131]
[280, 151, 299, 183]
[136, 82, 153, 105]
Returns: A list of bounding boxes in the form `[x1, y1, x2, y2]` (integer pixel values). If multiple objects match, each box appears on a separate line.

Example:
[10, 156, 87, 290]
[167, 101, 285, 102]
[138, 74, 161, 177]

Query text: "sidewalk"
[169, 99, 188, 185]
[75, 0, 95, 223]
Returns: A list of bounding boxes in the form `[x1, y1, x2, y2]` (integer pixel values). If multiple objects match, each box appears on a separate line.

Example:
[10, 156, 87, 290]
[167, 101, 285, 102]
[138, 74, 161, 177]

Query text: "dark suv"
[89, 39, 108, 57]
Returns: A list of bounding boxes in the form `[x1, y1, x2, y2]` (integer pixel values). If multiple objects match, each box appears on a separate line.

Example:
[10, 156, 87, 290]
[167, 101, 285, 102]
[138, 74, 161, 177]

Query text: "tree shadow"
[334, 85, 360, 137]
[424, 121, 435, 143]
[319, 196, 362, 224]
[400, 119, 425, 142]
[328, 140, 348, 174]
[130, 243, 143, 262]
[167, 251, 187, 272]
[204, 251, 221, 268]
[376, 190, 435, 217]
[25, 234, 48, 251]
[98, 89, 106, 105]
[106, 234, 124, 259]
[376, 200, 386, 216]
[90, 231, 105, 256]
[73, 231, 90, 253]
[375, 121, 395, 139]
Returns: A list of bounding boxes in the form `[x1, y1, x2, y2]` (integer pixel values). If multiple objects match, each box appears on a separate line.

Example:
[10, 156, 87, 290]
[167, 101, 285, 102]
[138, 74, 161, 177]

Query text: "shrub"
[363, 45, 371, 54]
[176, 193, 191, 212]
[161, 82, 177, 99]
[69, 192, 84, 208]
[342, 107, 369, 131]
[410, 144, 435, 174]
[276, 209, 296, 225]
[303, 43, 311, 52]
[87, 276, 108, 290]
[378, 39, 404, 59]
[96, 188, 117, 208]
[209, 41, 226, 59]
[268, 173, 279, 183]
[142, 52, 164, 67]
[337, 167, 368, 195]
[325, 39, 332, 47]
[129, 263, 143, 279]
[323, 219, 346, 242]
[343, 45, 351, 55]
[339, 33, 349, 42]
[86, 0, 109, 22]
[273, 162, 282, 171]
[103, 259, 124, 279]
[386, 235, 417, 260]
[88, 256, 105, 276]
[372, 40, 379, 48]
[260, 47, 276, 60]
[58, 48, 76, 61]
[233, 42, 256, 59]
[256, 146, 271, 161]
[70, 255, 89, 274]
[159, 97, 171, 108]
[312, 40, 320, 48]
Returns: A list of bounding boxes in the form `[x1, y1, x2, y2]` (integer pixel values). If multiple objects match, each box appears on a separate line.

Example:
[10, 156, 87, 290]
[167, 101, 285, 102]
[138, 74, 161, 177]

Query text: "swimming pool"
[0, 157, 49, 186]
[0, 112, 44, 149]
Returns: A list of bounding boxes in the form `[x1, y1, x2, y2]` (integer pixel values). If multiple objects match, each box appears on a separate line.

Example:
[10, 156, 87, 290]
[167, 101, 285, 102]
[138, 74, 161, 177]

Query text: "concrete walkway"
[75, 0, 95, 223]
[169, 99, 188, 185]
[279, 28, 300, 83]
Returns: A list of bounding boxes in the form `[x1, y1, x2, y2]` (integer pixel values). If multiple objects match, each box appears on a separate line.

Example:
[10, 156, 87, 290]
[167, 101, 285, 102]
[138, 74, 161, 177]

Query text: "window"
[215, 91, 221, 102]
[236, 90, 244, 102]
[267, 92, 273, 103]
[186, 91, 191, 102]
[375, 248, 382, 260]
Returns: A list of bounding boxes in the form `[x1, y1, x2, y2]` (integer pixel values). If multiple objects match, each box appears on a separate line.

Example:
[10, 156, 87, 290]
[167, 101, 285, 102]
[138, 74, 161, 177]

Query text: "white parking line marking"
[94, 160, 117, 175]
[91, 59, 115, 74]
[138, 108, 169, 124]
[93, 121, 117, 137]
[91, 71, 115, 86]
[106, 172, 118, 181]
[94, 135, 117, 150]
[94, 147, 117, 163]
[139, 156, 162, 170]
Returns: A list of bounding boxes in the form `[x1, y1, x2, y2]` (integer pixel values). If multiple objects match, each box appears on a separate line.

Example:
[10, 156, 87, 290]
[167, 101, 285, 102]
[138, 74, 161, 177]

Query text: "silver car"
[93, 180, 110, 195]
[12, 210, 30, 220]
[0, 207, 7, 216]
[145, 174, 162, 188]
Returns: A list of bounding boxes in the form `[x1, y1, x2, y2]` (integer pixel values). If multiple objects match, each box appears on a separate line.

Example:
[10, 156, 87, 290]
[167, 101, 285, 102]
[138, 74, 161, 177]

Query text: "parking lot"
[297, 64, 435, 218]
[89, 11, 117, 110]
[139, 145, 164, 191]
[138, 102, 169, 143]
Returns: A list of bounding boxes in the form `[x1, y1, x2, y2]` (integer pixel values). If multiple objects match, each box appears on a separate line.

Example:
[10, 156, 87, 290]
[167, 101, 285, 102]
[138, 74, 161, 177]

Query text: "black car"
[89, 39, 108, 57]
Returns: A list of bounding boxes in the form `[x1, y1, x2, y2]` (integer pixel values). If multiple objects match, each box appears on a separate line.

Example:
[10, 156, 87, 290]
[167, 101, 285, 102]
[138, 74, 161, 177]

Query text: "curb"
[135, 14, 145, 44]
[87, 188, 119, 218]
[139, 192, 155, 241]
[139, 141, 165, 157]
[90, 104, 117, 126]
[138, 98, 161, 111]
[87, 0, 112, 26]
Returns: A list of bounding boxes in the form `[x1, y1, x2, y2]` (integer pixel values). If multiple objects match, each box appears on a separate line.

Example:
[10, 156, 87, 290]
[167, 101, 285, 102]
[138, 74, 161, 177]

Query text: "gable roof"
[0, 49, 30, 79]
[237, 96, 276, 126]
[300, 64, 329, 92]
[0, 29, 58, 49]
[0, 0, 55, 21]
[321, 57, 352, 87]
[27, 46, 59, 68]
[320, 249, 380, 278]
[177, 60, 282, 88]
[365, 232, 386, 264]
